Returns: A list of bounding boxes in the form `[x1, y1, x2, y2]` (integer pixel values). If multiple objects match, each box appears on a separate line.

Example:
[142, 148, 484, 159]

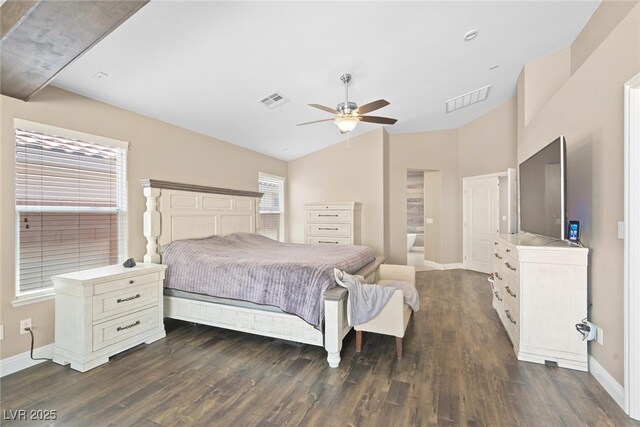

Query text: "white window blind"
[15, 126, 128, 295]
[258, 173, 284, 242]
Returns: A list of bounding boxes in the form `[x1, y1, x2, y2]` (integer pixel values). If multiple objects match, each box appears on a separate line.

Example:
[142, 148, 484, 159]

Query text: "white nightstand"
[52, 263, 167, 372]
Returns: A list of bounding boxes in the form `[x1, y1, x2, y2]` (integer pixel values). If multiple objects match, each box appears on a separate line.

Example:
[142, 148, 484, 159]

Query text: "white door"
[464, 176, 499, 273]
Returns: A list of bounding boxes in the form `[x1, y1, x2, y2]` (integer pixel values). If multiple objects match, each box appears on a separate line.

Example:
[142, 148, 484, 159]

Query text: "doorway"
[406, 169, 426, 270]
[624, 72, 639, 420]
[406, 169, 442, 270]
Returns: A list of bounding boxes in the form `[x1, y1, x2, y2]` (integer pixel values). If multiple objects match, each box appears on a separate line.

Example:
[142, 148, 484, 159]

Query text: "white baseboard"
[589, 355, 625, 410]
[423, 260, 463, 270]
[0, 343, 54, 377]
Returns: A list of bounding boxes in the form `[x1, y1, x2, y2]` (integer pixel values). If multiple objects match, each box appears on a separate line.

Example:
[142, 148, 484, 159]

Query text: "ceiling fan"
[297, 73, 397, 134]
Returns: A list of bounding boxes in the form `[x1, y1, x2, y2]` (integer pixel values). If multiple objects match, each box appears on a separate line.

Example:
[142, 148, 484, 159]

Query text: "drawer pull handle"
[319, 227, 339, 231]
[117, 320, 141, 332]
[494, 242, 498, 245]
[129, 280, 134, 284]
[505, 262, 517, 271]
[505, 309, 517, 325]
[117, 294, 141, 303]
[495, 272, 502, 280]
[505, 286, 516, 298]
[494, 291, 503, 301]
[494, 253, 502, 259]
[319, 240, 339, 244]
[318, 214, 339, 217]
[506, 249, 511, 253]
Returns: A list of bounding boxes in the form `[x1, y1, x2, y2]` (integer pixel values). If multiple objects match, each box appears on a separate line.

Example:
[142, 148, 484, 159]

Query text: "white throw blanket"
[334, 269, 420, 326]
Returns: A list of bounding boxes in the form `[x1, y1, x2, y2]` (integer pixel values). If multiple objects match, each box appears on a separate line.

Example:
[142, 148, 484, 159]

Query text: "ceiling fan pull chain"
[346, 133, 351, 151]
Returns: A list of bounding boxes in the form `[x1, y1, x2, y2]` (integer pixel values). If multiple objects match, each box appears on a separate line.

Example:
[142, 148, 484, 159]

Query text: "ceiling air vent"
[445, 84, 491, 113]
[259, 92, 289, 109]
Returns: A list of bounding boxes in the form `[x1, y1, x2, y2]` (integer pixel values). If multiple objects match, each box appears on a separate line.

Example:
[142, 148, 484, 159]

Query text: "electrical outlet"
[20, 318, 31, 335]
[597, 327, 604, 345]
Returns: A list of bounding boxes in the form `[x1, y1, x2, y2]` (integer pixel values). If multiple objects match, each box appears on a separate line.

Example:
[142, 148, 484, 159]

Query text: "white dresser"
[52, 263, 167, 372]
[491, 233, 589, 371]
[305, 202, 361, 245]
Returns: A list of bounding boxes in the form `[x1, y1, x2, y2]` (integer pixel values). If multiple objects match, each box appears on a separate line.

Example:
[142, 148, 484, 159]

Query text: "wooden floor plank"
[1, 269, 637, 426]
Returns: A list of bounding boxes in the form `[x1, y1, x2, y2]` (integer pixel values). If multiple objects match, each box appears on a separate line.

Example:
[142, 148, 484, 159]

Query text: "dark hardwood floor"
[1, 270, 637, 426]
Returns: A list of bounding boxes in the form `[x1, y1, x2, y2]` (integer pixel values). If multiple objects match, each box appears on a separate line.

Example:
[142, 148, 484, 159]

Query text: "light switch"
[618, 221, 624, 239]
[502, 215, 507, 221]
[426, 218, 434, 224]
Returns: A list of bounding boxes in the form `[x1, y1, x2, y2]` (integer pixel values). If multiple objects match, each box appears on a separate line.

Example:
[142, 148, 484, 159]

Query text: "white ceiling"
[52, 1, 600, 161]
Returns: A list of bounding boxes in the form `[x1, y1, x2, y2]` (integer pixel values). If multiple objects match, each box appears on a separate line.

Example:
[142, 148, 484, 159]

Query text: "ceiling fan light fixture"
[334, 115, 360, 133]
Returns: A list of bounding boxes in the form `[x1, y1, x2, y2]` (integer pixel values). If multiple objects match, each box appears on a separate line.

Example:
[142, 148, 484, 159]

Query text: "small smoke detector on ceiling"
[445, 84, 491, 113]
[464, 29, 478, 41]
[92, 71, 108, 80]
[259, 92, 289, 109]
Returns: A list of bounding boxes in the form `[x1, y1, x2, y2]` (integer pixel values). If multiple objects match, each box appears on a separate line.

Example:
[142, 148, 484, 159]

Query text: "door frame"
[462, 172, 505, 271]
[624, 72, 640, 420]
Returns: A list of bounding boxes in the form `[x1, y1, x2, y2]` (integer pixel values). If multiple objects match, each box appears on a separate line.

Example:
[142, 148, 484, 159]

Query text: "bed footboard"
[323, 256, 385, 367]
[323, 287, 349, 368]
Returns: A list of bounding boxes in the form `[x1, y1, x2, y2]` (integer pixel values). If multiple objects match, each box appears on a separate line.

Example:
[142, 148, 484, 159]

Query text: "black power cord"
[25, 327, 52, 362]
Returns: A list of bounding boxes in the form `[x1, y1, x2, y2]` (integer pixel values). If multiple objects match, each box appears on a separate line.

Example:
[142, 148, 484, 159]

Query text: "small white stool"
[354, 264, 416, 358]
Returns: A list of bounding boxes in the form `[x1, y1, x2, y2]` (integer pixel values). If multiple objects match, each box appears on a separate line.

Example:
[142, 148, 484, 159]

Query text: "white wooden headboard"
[140, 179, 262, 263]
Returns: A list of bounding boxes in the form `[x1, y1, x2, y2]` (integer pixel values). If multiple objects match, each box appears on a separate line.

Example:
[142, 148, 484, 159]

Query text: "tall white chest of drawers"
[491, 233, 589, 371]
[305, 202, 361, 245]
[52, 263, 167, 372]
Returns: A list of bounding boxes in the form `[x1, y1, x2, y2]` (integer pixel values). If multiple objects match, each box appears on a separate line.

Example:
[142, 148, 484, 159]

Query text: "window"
[258, 173, 285, 242]
[15, 120, 128, 296]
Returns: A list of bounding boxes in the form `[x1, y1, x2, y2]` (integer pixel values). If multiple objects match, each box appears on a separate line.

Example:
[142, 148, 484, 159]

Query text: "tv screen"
[519, 136, 566, 240]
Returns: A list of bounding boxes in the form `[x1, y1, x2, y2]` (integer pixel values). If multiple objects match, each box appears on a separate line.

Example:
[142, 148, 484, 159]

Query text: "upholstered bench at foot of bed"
[354, 264, 416, 359]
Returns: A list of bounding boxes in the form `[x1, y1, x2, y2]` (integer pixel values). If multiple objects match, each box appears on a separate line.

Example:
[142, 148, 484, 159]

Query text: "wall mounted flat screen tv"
[519, 136, 567, 240]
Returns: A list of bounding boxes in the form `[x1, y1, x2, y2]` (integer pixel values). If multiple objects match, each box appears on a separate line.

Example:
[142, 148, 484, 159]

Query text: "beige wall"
[517, 70, 526, 141]
[525, 49, 571, 129]
[458, 98, 518, 179]
[287, 98, 517, 266]
[383, 130, 391, 257]
[287, 129, 386, 255]
[571, 0, 639, 75]
[423, 171, 442, 263]
[0, 86, 287, 359]
[518, 3, 640, 384]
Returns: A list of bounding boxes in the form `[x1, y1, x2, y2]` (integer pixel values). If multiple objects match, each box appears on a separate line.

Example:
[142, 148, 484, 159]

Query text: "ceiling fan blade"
[309, 104, 338, 114]
[296, 118, 335, 126]
[356, 99, 390, 115]
[359, 115, 397, 125]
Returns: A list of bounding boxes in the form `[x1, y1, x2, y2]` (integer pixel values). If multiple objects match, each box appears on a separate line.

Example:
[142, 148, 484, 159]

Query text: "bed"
[140, 179, 384, 367]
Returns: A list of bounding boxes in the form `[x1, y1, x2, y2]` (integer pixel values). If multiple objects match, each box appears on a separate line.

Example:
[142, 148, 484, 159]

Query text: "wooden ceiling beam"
[0, 0, 149, 101]
[1, 0, 40, 40]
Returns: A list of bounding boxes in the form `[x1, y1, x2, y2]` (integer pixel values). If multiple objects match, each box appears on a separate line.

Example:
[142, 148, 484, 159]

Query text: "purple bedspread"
[162, 233, 376, 328]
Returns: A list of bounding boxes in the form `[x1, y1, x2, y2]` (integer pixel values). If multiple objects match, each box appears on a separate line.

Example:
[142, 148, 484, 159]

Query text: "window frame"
[13, 119, 129, 303]
[258, 172, 285, 242]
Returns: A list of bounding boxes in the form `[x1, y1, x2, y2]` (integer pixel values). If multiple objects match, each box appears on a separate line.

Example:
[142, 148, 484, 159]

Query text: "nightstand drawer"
[93, 282, 160, 322]
[93, 306, 159, 352]
[305, 210, 351, 223]
[307, 236, 352, 245]
[306, 223, 351, 237]
[94, 272, 159, 295]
